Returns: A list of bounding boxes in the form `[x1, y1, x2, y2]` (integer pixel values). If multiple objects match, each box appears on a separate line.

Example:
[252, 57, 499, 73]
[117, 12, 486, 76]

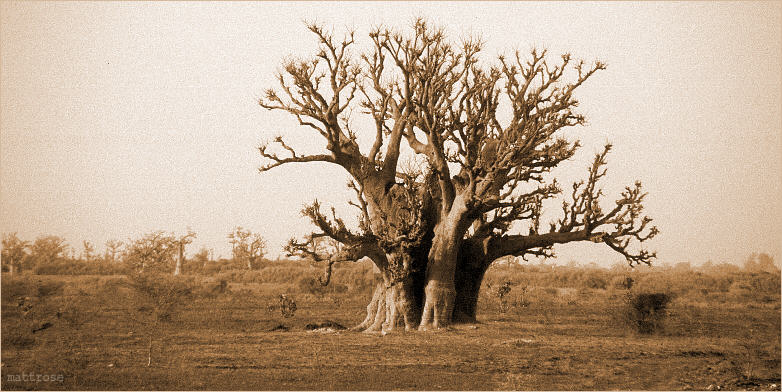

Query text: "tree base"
[418, 280, 455, 331]
[352, 281, 419, 334]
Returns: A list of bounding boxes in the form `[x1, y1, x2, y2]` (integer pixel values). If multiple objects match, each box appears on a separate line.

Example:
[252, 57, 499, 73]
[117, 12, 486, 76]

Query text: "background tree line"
[0, 226, 267, 276]
[2, 229, 777, 278]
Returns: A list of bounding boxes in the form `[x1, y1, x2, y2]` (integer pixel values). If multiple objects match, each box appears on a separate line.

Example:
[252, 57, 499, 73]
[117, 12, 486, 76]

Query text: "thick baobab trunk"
[419, 218, 464, 330]
[451, 239, 492, 323]
[418, 239, 457, 329]
[452, 258, 490, 323]
[352, 277, 421, 334]
[418, 195, 480, 330]
[352, 262, 425, 334]
[383, 275, 418, 332]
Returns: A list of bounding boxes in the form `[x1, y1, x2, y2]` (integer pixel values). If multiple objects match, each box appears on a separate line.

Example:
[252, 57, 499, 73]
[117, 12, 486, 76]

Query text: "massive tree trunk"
[419, 235, 457, 329]
[349, 178, 434, 333]
[418, 194, 479, 330]
[351, 256, 426, 334]
[452, 240, 492, 323]
[418, 215, 467, 329]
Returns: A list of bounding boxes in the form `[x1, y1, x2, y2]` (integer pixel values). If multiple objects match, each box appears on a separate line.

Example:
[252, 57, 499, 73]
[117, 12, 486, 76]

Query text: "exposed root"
[419, 281, 455, 331]
[353, 280, 421, 334]
[363, 298, 386, 333]
[351, 283, 385, 332]
[381, 282, 416, 334]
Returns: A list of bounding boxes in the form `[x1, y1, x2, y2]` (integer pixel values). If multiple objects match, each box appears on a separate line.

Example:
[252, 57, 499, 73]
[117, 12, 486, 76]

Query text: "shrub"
[542, 287, 558, 296]
[268, 294, 297, 318]
[486, 281, 515, 313]
[583, 275, 608, 290]
[3, 330, 36, 349]
[124, 273, 196, 366]
[297, 276, 348, 296]
[201, 262, 222, 275]
[624, 292, 672, 334]
[610, 275, 634, 290]
[32, 259, 131, 275]
[197, 279, 229, 298]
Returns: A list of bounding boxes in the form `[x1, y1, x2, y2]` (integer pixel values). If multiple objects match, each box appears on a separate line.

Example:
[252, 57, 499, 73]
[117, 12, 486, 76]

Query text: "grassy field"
[1, 262, 780, 390]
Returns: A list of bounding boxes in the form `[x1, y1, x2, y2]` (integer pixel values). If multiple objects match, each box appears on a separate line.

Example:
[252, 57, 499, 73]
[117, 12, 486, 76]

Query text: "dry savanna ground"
[1, 261, 780, 390]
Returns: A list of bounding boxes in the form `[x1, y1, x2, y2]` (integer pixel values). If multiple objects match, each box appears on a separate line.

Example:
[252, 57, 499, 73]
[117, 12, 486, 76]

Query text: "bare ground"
[1, 275, 780, 390]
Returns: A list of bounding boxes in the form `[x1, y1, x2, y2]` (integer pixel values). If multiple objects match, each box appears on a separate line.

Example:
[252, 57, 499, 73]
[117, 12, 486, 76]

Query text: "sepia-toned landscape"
[2, 2, 780, 391]
[1, 257, 780, 390]
[2, 255, 780, 390]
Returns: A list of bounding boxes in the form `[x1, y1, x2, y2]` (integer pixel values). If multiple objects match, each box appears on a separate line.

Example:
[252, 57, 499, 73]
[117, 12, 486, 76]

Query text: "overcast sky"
[1, 2, 780, 266]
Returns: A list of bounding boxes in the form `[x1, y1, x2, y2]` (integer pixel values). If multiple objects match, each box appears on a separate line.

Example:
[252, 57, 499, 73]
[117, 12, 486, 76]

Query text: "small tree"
[625, 292, 671, 334]
[29, 235, 68, 268]
[744, 252, 779, 274]
[104, 239, 124, 263]
[227, 227, 267, 270]
[2, 233, 29, 274]
[125, 273, 193, 366]
[82, 240, 96, 262]
[126, 231, 176, 273]
[192, 247, 211, 269]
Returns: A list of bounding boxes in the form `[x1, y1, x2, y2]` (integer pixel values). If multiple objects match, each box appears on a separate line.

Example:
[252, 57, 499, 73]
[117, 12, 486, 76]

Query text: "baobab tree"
[172, 230, 197, 276]
[227, 227, 267, 270]
[127, 230, 195, 275]
[258, 20, 657, 332]
[2, 233, 29, 274]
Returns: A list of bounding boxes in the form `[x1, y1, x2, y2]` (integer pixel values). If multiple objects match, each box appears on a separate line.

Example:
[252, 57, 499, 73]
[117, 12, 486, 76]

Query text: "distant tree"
[227, 227, 267, 270]
[192, 247, 211, 269]
[126, 231, 176, 273]
[82, 240, 96, 262]
[29, 235, 69, 267]
[744, 252, 778, 274]
[172, 230, 197, 276]
[104, 239, 124, 263]
[672, 261, 691, 272]
[2, 233, 30, 274]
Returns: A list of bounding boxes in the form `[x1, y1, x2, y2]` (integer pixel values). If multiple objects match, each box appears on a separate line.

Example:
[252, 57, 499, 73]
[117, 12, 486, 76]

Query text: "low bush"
[297, 276, 348, 296]
[32, 259, 131, 275]
[36, 280, 65, 298]
[124, 273, 196, 366]
[195, 279, 229, 298]
[268, 294, 297, 318]
[610, 275, 634, 290]
[3, 331, 36, 349]
[583, 275, 608, 290]
[624, 292, 672, 334]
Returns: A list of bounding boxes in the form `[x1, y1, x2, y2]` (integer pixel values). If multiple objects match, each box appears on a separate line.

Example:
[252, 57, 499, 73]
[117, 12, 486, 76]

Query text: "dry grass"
[1, 265, 780, 390]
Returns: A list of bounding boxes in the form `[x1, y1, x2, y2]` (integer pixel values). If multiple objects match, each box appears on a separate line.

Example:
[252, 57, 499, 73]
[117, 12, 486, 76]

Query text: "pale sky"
[1, 2, 780, 266]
